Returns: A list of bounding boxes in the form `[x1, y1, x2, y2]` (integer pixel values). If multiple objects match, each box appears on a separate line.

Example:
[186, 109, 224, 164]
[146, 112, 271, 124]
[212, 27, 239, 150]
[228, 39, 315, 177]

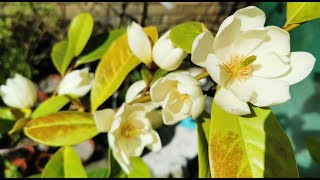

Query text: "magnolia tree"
[0, 3, 319, 178]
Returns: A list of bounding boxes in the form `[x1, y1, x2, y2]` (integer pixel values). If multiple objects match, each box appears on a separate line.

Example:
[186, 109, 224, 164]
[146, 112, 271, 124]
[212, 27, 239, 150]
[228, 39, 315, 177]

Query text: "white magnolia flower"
[191, 6, 316, 115]
[58, 67, 94, 98]
[0, 74, 37, 109]
[93, 108, 115, 132]
[108, 102, 162, 174]
[153, 30, 188, 71]
[125, 80, 146, 103]
[150, 71, 206, 125]
[127, 22, 153, 65]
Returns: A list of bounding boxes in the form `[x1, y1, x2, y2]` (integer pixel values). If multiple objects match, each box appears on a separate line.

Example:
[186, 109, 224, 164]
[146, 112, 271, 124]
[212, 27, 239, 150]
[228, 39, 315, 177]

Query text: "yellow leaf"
[90, 26, 158, 112]
[24, 111, 98, 146]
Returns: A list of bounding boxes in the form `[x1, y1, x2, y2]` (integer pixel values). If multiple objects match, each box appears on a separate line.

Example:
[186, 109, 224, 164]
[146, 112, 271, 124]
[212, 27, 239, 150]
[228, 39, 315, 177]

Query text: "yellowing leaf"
[42, 146, 87, 178]
[32, 95, 70, 119]
[68, 12, 94, 57]
[209, 100, 298, 178]
[51, 40, 74, 75]
[169, 21, 204, 53]
[286, 2, 320, 26]
[90, 26, 158, 112]
[24, 111, 98, 146]
[8, 117, 30, 135]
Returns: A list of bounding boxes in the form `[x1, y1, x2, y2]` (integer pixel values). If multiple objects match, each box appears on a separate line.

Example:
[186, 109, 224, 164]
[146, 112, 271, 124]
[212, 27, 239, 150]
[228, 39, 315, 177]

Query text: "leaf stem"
[195, 71, 209, 80]
[128, 95, 151, 105]
[283, 23, 301, 32]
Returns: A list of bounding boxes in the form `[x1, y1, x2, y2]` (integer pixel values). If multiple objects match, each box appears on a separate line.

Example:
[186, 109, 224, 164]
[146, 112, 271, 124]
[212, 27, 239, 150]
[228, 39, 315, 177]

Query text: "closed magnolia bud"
[0, 74, 38, 109]
[153, 30, 188, 71]
[127, 22, 153, 65]
[58, 67, 94, 98]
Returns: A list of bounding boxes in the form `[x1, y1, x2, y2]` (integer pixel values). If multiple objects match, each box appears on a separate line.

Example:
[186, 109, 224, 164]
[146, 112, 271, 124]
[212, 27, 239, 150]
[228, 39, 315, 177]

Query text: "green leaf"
[305, 136, 320, 165]
[90, 26, 158, 112]
[51, 40, 74, 75]
[128, 157, 151, 178]
[68, 12, 94, 57]
[196, 111, 211, 178]
[209, 100, 298, 177]
[108, 148, 125, 178]
[24, 111, 99, 146]
[87, 168, 110, 178]
[8, 117, 30, 135]
[28, 174, 41, 178]
[0, 107, 16, 133]
[150, 68, 169, 85]
[32, 95, 70, 119]
[169, 21, 205, 53]
[141, 66, 151, 84]
[42, 146, 87, 178]
[286, 2, 320, 26]
[76, 28, 126, 66]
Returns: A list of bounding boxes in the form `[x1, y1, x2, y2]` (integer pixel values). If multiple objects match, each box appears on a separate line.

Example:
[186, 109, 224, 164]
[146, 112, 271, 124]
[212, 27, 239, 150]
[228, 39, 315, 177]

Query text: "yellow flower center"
[220, 54, 256, 81]
[121, 123, 138, 138]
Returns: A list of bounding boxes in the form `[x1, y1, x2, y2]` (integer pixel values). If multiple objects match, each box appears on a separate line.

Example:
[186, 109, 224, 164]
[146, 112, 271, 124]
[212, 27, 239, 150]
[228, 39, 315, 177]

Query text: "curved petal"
[234, 6, 266, 31]
[127, 22, 152, 65]
[274, 52, 316, 85]
[227, 79, 255, 102]
[177, 82, 203, 100]
[215, 15, 234, 37]
[162, 108, 189, 125]
[150, 77, 177, 102]
[191, 31, 215, 67]
[246, 77, 290, 107]
[125, 80, 146, 103]
[191, 95, 206, 119]
[146, 110, 163, 129]
[252, 51, 291, 78]
[232, 29, 268, 56]
[155, 46, 187, 71]
[252, 26, 290, 56]
[214, 87, 251, 115]
[146, 130, 162, 152]
[93, 108, 115, 132]
[206, 54, 230, 85]
[166, 71, 200, 86]
[112, 150, 133, 174]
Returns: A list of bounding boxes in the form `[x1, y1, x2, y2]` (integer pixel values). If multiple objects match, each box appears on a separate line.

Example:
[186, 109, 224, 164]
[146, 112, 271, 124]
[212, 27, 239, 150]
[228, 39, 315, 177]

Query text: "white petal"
[215, 15, 235, 37]
[146, 110, 163, 129]
[113, 150, 133, 174]
[166, 71, 200, 85]
[246, 77, 290, 107]
[213, 16, 241, 59]
[125, 80, 146, 103]
[191, 31, 215, 67]
[93, 108, 115, 132]
[227, 79, 255, 102]
[162, 108, 189, 125]
[177, 82, 203, 100]
[206, 54, 230, 85]
[252, 26, 290, 56]
[234, 6, 266, 31]
[214, 87, 251, 115]
[191, 95, 206, 119]
[0, 85, 21, 109]
[146, 130, 162, 152]
[150, 77, 177, 102]
[232, 29, 268, 56]
[127, 22, 152, 65]
[274, 52, 316, 85]
[252, 51, 291, 78]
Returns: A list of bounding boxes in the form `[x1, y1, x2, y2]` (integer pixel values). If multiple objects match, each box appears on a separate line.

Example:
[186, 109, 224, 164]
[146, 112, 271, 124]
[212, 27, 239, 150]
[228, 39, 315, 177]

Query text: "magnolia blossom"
[107, 102, 162, 174]
[191, 6, 316, 115]
[150, 71, 206, 125]
[0, 74, 37, 109]
[127, 22, 153, 65]
[58, 67, 94, 98]
[153, 30, 188, 71]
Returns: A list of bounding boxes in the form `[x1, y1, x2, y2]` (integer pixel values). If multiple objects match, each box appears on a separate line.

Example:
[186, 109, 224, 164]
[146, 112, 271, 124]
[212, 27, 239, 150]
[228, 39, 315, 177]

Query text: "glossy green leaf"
[196, 111, 211, 178]
[8, 117, 30, 135]
[150, 68, 169, 85]
[42, 146, 87, 178]
[76, 28, 126, 66]
[90, 26, 158, 112]
[108, 148, 126, 178]
[128, 157, 151, 178]
[51, 40, 74, 75]
[87, 168, 110, 178]
[286, 2, 320, 26]
[68, 12, 94, 57]
[169, 22, 205, 53]
[305, 136, 320, 165]
[141, 66, 151, 84]
[0, 107, 16, 133]
[24, 111, 98, 146]
[209, 99, 298, 177]
[32, 95, 70, 119]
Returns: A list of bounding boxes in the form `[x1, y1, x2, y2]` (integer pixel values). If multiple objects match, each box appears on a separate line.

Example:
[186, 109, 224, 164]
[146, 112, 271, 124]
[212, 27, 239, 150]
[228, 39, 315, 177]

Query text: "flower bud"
[58, 67, 94, 98]
[0, 74, 37, 109]
[153, 30, 188, 71]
